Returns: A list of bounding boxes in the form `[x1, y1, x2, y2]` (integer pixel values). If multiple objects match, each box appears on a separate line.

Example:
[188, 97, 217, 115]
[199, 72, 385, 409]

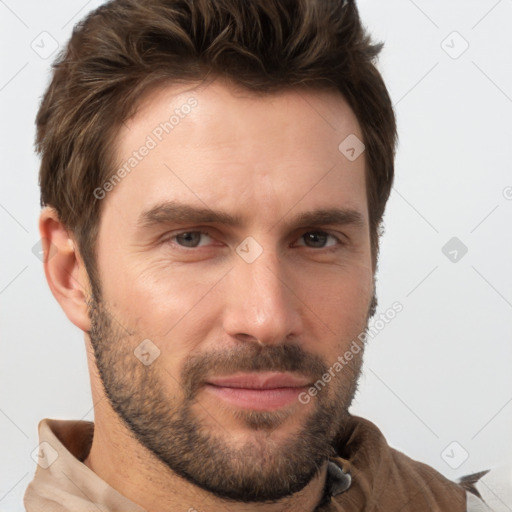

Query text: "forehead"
[103, 79, 367, 229]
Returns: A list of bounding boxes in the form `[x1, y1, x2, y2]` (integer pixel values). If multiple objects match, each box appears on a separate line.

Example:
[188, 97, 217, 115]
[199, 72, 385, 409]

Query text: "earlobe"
[39, 207, 92, 332]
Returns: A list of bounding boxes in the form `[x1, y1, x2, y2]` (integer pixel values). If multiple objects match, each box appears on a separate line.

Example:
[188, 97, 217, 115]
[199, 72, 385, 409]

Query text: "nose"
[222, 247, 303, 346]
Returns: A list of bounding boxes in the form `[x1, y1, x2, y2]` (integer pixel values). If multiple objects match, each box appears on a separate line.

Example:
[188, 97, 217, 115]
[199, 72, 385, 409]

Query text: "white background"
[1, 1, 511, 510]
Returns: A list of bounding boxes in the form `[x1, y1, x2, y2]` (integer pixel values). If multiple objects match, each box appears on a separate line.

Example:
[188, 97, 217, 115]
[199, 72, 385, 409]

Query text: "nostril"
[236, 333, 259, 344]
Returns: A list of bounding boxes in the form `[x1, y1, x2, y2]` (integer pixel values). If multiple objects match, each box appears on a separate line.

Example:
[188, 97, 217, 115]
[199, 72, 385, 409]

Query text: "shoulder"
[330, 415, 506, 511]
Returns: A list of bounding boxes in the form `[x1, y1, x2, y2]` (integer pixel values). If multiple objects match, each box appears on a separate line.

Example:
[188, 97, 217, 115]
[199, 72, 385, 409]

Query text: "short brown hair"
[37, 0, 397, 299]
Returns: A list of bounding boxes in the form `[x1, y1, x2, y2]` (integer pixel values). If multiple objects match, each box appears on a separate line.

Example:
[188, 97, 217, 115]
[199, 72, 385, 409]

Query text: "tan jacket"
[24, 415, 490, 511]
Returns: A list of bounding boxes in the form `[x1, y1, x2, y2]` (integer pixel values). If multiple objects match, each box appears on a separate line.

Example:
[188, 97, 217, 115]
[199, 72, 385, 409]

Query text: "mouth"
[204, 371, 311, 411]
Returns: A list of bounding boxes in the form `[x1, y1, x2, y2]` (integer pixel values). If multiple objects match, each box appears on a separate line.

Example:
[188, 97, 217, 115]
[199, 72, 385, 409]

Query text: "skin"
[40, 79, 375, 512]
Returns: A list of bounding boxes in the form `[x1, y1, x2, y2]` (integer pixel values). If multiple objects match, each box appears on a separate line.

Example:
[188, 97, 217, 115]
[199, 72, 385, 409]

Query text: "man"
[24, 0, 492, 510]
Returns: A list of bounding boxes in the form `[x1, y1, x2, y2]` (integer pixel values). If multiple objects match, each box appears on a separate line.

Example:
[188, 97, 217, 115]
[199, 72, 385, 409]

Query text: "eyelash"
[161, 230, 344, 251]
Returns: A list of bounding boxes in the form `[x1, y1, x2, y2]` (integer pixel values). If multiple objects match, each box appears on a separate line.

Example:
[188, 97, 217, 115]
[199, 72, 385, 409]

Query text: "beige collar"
[24, 418, 145, 512]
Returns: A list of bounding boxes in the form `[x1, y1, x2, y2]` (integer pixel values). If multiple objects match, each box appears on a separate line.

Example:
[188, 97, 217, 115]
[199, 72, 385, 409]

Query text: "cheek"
[304, 264, 373, 347]
[100, 255, 227, 349]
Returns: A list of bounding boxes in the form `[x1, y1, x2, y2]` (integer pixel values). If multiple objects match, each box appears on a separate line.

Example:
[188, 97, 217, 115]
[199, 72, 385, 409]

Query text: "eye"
[297, 231, 340, 249]
[171, 231, 213, 248]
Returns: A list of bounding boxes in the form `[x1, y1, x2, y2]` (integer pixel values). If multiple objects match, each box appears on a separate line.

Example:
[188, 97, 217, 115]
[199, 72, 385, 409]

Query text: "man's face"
[88, 80, 374, 502]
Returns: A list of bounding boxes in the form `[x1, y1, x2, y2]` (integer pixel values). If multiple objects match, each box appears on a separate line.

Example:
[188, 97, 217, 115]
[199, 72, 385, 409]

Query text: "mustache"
[180, 343, 328, 400]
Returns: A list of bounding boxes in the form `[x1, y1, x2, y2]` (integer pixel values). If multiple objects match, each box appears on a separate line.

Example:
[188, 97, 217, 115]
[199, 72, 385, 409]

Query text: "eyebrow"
[137, 200, 365, 231]
[137, 202, 243, 229]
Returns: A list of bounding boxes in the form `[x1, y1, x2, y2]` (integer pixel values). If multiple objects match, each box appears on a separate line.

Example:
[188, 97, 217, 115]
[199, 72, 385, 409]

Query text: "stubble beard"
[87, 295, 370, 503]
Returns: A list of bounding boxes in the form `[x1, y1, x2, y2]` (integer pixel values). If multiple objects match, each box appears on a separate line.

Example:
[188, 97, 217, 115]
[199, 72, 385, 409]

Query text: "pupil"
[306, 232, 326, 247]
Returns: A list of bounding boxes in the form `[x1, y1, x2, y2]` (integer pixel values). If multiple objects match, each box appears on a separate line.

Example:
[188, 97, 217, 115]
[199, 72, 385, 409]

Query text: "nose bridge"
[223, 242, 302, 344]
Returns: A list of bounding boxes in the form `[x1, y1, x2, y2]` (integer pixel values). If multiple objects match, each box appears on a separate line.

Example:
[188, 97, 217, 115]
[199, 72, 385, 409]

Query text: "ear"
[39, 207, 92, 332]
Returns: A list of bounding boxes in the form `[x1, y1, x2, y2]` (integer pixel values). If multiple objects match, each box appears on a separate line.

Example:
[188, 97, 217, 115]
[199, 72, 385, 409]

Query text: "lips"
[206, 371, 311, 389]
[203, 372, 311, 411]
